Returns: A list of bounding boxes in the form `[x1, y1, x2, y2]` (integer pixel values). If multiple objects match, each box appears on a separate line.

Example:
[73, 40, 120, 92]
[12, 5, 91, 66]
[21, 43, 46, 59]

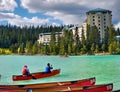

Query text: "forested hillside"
[0, 25, 120, 55]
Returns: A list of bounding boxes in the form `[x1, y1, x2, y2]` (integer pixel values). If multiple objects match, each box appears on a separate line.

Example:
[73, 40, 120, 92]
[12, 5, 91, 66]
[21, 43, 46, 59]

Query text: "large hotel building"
[86, 8, 112, 42]
[38, 8, 112, 44]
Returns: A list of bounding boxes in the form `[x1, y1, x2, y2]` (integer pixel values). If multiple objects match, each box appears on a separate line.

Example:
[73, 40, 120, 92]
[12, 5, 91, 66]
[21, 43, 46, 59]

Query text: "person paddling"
[22, 65, 30, 76]
[45, 63, 53, 73]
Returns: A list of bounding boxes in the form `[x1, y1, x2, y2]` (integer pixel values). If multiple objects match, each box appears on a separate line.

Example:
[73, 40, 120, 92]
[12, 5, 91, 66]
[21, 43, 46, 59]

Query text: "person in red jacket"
[22, 65, 30, 76]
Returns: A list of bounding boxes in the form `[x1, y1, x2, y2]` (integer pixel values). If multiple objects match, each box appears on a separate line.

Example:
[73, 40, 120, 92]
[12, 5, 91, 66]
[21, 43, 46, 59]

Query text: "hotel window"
[98, 20, 100, 22]
[40, 34, 42, 37]
[104, 22, 106, 25]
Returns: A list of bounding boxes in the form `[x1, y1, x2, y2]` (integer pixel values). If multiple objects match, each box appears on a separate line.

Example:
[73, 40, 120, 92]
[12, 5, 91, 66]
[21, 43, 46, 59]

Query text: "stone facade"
[86, 8, 112, 42]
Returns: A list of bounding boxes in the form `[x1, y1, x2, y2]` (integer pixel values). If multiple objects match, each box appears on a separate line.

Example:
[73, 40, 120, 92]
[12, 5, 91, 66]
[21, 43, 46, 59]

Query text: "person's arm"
[50, 65, 53, 69]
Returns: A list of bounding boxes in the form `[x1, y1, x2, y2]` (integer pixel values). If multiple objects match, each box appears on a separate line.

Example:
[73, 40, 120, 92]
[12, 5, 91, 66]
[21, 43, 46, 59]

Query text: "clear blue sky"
[0, 0, 120, 28]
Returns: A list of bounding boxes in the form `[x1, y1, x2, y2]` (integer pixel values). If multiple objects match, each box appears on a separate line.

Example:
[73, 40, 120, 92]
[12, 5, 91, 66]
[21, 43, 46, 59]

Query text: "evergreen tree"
[81, 27, 86, 45]
[25, 41, 32, 54]
[86, 25, 91, 51]
[59, 37, 65, 55]
[89, 26, 100, 44]
[74, 27, 81, 54]
[91, 43, 95, 54]
[68, 30, 74, 55]
[101, 43, 106, 52]
[115, 40, 120, 54]
[80, 45, 87, 54]
[18, 43, 24, 54]
[32, 42, 38, 54]
[17, 47, 20, 54]
[108, 43, 113, 54]
[86, 25, 100, 52]
[49, 31, 56, 54]
[108, 26, 116, 45]
[116, 28, 120, 35]
[94, 44, 99, 53]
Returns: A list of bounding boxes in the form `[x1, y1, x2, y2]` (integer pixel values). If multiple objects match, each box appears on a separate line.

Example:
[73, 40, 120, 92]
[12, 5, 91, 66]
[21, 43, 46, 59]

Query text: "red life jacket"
[22, 69, 27, 75]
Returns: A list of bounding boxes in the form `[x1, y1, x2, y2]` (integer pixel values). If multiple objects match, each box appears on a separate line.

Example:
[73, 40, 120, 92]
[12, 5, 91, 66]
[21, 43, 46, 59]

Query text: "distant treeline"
[0, 24, 120, 55]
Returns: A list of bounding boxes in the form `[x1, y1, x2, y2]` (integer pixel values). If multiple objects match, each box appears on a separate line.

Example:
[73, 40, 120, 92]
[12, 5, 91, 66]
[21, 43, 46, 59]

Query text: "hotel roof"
[86, 8, 112, 14]
[40, 32, 62, 35]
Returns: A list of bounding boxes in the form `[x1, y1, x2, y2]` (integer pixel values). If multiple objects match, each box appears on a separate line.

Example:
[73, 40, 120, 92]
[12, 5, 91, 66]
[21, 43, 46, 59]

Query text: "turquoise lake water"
[0, 55, 120, 90]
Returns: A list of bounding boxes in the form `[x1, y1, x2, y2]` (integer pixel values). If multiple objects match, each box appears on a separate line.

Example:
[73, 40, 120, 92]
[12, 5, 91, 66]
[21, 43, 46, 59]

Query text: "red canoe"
[0, 83, 113, 92]
[12, 69, 60, 81]
[27, 83, 113, 92]
[0, 77, 95, 89]
[3, 83, 111, 92]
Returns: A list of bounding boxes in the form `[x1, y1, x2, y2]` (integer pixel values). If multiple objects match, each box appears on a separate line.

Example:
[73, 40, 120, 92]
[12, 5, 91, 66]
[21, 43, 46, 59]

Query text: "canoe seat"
[18, 85, 25, 88]
[71, 81, 77, 84]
